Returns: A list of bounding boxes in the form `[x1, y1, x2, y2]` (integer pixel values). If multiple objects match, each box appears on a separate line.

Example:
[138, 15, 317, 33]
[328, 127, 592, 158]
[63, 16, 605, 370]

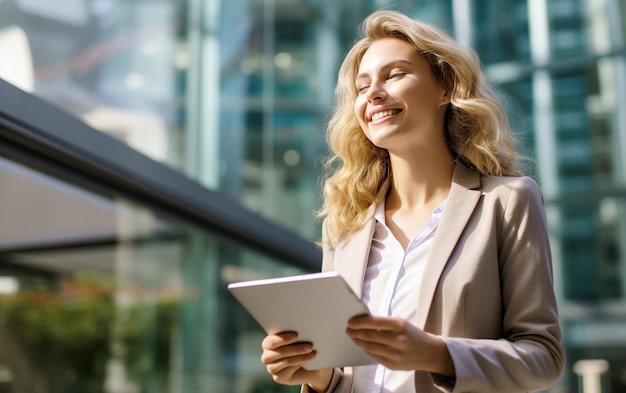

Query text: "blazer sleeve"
[441, 177, 565, 393]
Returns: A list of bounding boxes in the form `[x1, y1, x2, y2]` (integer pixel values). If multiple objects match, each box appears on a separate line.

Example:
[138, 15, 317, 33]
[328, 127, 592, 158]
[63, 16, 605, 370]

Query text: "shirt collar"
[374, 199, 448, 226]
[374, 201, 386, 225]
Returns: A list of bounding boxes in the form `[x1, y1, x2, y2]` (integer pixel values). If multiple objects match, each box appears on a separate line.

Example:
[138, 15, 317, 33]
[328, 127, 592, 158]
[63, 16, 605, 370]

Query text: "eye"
[389, 72, 406, 80]
[356, 84, 369, 94]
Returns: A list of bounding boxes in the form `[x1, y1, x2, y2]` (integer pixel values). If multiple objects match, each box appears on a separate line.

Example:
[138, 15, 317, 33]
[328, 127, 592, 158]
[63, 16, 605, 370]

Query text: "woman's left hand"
[346, 315, 454, 376]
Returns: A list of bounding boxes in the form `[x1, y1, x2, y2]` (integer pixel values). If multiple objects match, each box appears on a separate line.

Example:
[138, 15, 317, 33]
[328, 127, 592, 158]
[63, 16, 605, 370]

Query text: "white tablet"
[227, 271, 375, 370]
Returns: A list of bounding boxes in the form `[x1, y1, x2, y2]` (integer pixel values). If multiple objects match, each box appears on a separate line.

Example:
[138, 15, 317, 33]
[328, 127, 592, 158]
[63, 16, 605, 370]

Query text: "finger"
[347, 326, 397, 345]
[261, 332, 298, 350]
[265, 350, 317, 374]
[261, 342, 314, 365]
[267, 364, 301, 384]
[347, 326, 415, 355]
[348, 316, 405, 331]
[349, 333, 408, 368]
[348, 314, 371, 324]
[351, 333, 402, 354]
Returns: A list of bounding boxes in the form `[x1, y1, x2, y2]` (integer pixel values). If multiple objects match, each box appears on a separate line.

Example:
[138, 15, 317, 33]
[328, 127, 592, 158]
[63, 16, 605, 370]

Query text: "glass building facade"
[1, 0, 625, 392]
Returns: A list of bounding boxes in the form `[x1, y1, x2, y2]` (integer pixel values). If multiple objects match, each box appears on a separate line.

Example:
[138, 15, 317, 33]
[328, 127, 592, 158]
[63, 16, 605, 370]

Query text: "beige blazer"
[307, 162, 565, 393]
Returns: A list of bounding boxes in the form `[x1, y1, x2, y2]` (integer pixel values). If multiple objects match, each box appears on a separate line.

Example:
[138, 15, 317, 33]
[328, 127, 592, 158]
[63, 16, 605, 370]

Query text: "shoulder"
[454, 162, 541, 202]
[477, 175, 547, 226]
[479, 175, 543, 203]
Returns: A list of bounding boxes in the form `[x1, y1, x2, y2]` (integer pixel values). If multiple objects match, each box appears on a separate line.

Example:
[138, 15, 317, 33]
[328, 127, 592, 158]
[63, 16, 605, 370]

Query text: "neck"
[386, 148, 455, 210]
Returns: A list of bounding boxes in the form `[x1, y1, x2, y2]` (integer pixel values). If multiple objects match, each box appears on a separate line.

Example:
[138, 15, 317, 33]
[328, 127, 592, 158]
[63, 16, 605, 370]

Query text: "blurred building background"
[0, 0, 625, 392]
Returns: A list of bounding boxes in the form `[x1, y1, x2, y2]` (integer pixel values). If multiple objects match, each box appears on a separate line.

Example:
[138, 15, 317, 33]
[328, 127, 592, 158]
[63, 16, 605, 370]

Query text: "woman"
[261, 10, 564, 393]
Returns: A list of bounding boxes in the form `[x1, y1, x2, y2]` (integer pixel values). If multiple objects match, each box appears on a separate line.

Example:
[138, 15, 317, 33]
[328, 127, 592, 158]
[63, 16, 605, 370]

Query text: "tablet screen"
[228, 271, 375, 370]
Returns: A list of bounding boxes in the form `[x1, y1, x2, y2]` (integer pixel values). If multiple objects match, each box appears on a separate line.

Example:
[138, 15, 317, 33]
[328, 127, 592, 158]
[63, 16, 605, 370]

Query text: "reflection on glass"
[0, 155, 304, 392]
[2, 0, 626, 391]
[0, 0, 183, 167]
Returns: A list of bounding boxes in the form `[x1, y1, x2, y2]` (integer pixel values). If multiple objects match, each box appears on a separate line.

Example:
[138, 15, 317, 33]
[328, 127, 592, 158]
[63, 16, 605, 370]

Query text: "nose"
[366, 80, 387, 102]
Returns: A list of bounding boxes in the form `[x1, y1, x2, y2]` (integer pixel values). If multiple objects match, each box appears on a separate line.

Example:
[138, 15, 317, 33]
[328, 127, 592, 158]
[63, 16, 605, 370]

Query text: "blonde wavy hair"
[318, 10, 524, 248]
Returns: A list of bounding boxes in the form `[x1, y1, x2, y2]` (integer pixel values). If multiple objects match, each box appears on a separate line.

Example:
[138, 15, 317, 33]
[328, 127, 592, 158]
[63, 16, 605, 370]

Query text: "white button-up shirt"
[352, 199, 446, 393]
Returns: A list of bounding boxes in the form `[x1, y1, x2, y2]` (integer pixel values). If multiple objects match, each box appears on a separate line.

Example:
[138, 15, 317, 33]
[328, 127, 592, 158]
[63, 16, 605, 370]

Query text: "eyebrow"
[355, 59, 414, 81]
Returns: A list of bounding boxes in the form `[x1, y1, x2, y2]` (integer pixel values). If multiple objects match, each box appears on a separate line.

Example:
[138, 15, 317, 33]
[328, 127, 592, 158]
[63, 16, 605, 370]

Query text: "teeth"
[371, 109, 400, 121]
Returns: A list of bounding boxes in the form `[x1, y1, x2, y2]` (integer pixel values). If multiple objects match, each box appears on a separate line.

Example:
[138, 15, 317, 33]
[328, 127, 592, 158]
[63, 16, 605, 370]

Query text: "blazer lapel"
[333, 204, 377, 298]
[333, 180, 390, 298]
[415, 162, 482, 329]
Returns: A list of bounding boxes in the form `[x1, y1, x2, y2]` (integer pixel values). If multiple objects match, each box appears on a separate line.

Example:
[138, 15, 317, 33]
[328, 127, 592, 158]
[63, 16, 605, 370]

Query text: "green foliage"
[116, 299, 179, 393]
[1, 287, 114, 392]
[0, 280, 178, 393]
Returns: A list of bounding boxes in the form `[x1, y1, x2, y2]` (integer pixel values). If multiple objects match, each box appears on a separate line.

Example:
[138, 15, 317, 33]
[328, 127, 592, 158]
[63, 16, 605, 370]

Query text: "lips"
[369, 108, 402, 122]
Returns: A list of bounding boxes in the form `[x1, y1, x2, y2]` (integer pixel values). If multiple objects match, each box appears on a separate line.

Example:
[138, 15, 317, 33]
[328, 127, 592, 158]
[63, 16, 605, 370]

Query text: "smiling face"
[354, 38, 450, 153]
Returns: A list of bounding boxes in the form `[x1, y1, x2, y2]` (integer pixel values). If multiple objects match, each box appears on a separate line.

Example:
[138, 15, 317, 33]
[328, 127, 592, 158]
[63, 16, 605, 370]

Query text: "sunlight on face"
[354, 38, 450, 153]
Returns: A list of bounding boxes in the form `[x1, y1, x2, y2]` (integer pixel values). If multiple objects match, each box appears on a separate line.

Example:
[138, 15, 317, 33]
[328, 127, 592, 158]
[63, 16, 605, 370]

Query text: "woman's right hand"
[261, 332, 333, 391]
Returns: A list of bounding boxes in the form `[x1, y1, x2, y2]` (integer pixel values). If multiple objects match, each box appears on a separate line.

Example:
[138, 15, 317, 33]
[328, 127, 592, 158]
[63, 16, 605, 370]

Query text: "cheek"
[354, 97, 367, 124]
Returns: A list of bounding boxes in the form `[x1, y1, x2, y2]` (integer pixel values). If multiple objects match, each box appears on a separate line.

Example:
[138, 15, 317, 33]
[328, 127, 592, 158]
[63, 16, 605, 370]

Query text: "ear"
[438, 63, 452, 106]
[439, 88, 451, 106]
